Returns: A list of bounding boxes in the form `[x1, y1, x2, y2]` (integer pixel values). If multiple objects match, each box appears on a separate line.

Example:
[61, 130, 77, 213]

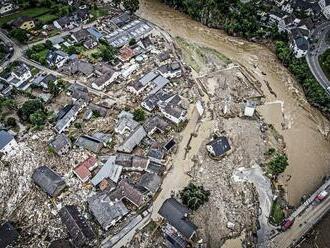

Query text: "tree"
[133, 108, 145, 122]
[129, 38, 136, 46]
[10, 29, 28, 43]
[6, 117, 17, 127]
[18, 99, 45, 121]
[66, 46, 78, 55]
[180, 183, 210, 211]
[123, 0, 139, 13]
[45, 40, 53, 49]
[100, 45, 117, 62]
[268, 153, 289, 175]
[48, 81, 61, 96]
[113, 0, 122, 7]
[29, 109, 47, 126]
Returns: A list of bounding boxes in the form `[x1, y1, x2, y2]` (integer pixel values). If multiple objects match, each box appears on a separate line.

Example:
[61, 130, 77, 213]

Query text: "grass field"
[0, 8, 50, 26]
[269, 201, 285, 225]
[37, 14, 58, 24]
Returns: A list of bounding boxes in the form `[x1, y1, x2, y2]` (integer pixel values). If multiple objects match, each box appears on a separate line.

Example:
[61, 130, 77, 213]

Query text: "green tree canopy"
[133, 108, 145, 122]
[123, 0, 139, 13]
[180, 183, 210, 211]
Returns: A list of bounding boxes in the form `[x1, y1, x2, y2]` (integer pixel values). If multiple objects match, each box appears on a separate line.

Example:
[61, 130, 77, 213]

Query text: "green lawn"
[269, 201, 285, 226]
[37, 14, 58, 24]
[0, 8, 50, 26]
[91, 8, 108, 18]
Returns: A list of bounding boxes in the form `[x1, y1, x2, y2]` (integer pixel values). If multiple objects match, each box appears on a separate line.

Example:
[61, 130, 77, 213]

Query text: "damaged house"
[59, 205, 95, 247]
[32, 166, 66, 197]
[88, 193, 129, 230]
[49, 133, 71, 156]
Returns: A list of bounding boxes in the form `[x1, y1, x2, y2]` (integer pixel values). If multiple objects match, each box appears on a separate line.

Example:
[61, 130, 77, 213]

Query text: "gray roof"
[207, 136, 231, 156]
[139, 71, 159, 86]
[71, 29, 90, 42]
[55, 99, 85, 133]
[12, 64, 29, 78]
[158, 198, 197, 239]
[147, 148, 164, 161]
[70, 60, 94, 77]
[93, 70, 116, 87]
[32, 166, 66, 197]
[117, 125, 147, 153]
[50, 133, 71, 154]
[148, 75, 170, 96]
[0, 130, 14, 150]
[143, 115, 169, 135]
[75, 135, 104, 153]
[138, 173, 161, 193]
[59, 205, 95, 247]
[88, 193, 128, 230]
[91, 156, 122, 185]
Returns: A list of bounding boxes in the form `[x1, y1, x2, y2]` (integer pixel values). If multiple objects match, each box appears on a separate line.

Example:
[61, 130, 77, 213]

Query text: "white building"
[0, 130, 18, 155]
[7, 64, 32, 89]
[0, 3, 14, 15]
[319, 0, 330, 19]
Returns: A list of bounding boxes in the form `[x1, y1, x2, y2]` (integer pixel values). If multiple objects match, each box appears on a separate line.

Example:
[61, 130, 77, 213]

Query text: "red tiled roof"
[73, 165, 91, 183]
[119, 46, 135, 62]
[80, 156, 98, 171]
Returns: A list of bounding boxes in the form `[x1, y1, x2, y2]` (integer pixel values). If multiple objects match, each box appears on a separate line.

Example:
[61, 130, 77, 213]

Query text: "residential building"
[53, 16, 74, 30]
[290, 28, 309, 58]
[158, 62, 182, 79]
[115, 153, 150, 171]
[88, 193, 129, 230]
[160, 104, 187, 125]
[59, 205, 95, 247]
[158, 198, 197, 242]
[0, 222, 19, 247]
[7, 63, 32, 89]
[71, 29, 90, 43]
[32, 165, 67, 197]
[11, 16, 35, 30]
[91, 69, 119, 91]
[117, 125, 147, 153]
[49, 133, 71, 156]
[319, 0, 330, 18]
[73, 156, 98, 183]
[143, 115, 169, 136]
[206, 136, 231, 157]
[75, 135, 104, 153]
[110, 179, 146, 208]
[0, 3, 14, 15]
[138, 172, 161, 194]
[55, 99, 86, 133]
[115, 111, 139, 135]
[46, 50, 69, 68]
[91, 156, 123, 186]
[0, 130, 18, 155]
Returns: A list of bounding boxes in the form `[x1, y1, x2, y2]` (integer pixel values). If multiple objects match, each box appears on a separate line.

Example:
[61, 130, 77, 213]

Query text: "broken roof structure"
[143, 115, 169, 136]
[206, 136, 231, 157]
[91, 156, 123, 186]
[75, 135, 104, 153]
[138, 173, 161, 194]
[73, 156, 98, 183]
[115, 153, 150, 171]
[88, 193, 129, 230]
[32, 166, 66, 197]
[49, 133, 71, 156]
[159, 198, 197, 240]
[110, 179, 146, 208]
[59, 205, 95, 247]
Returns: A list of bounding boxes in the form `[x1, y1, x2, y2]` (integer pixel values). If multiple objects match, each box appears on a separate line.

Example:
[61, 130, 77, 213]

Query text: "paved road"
[269, 195, 330, 248]
[306, 22, 330, 93]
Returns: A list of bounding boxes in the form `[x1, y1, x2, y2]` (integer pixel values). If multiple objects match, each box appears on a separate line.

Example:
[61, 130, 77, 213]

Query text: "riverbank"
[138, 0, 330, 207]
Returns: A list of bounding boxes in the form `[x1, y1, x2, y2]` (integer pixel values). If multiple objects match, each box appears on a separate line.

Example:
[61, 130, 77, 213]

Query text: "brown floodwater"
[138, 0, 330, 206]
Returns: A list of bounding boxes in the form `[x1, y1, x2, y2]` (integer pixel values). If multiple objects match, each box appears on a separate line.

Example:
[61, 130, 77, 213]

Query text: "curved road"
[306, 22, 330, 93]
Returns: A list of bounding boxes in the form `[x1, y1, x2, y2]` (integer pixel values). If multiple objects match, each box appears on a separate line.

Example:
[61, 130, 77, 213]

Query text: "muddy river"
[138, 0, 330, 206]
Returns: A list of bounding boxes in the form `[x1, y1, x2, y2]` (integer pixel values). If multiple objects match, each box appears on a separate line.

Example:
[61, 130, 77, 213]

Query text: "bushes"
[269, 200, 285, 225]
[10, 29, 28, 43]
[133, 108, 146, 122]
[268, 153, 288, 175]
[180, 183, 210, 211]
[18, 99, 48, 127]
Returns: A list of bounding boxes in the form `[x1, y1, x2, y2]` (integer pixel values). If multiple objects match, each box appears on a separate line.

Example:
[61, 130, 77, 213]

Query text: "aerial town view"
[0, 0, 330, 247]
